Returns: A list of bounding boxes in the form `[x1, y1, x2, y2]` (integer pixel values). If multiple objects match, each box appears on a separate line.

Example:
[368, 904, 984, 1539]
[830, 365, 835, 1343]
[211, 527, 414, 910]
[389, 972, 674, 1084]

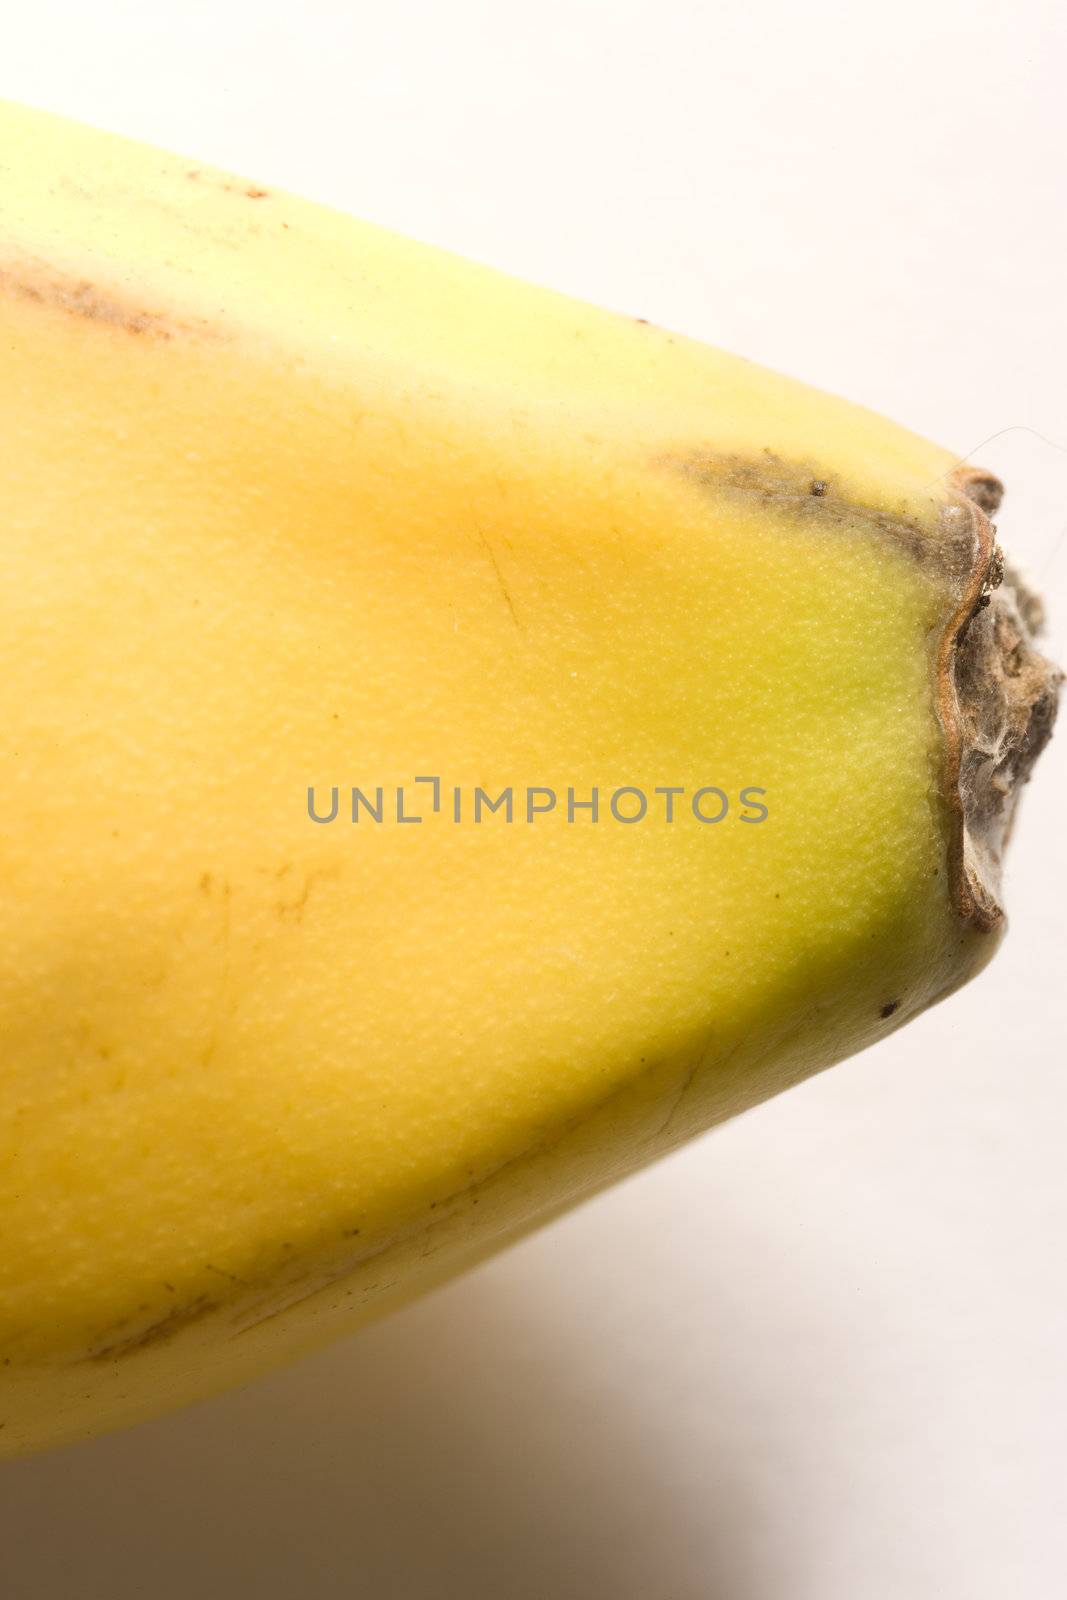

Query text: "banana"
[0, 100, 1058, 1458]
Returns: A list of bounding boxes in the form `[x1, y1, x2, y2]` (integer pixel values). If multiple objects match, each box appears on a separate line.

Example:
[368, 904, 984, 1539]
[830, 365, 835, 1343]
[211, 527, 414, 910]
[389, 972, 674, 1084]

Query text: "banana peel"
[0, 101, 1059, 1457]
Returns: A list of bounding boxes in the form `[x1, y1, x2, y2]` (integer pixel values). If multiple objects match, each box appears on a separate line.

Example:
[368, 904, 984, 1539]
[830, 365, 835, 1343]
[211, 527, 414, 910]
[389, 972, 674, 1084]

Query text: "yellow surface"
[0, 100, 992, 1456]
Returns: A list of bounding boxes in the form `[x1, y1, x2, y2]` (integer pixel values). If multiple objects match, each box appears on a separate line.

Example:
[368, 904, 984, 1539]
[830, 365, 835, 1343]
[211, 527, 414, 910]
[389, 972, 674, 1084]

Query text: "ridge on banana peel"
[0, 98, 1059, 1459]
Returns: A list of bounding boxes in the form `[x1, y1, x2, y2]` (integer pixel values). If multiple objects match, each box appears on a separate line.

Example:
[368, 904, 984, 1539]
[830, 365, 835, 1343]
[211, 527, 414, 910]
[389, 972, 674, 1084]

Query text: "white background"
[2, 3, 1065, 1595]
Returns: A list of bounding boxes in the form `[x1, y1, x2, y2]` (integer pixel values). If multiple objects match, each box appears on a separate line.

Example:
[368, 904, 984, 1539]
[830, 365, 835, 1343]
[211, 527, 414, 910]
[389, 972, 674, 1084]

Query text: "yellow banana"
[0, 100, 1058, 1458]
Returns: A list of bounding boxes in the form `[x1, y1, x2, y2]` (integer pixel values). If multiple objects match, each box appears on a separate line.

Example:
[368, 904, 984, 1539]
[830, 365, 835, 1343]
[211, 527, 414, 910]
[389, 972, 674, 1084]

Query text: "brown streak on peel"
[186, 169, 271, 200]
[668, 449, 976, 578]
[86, 1296, 218, 1363]
[0, 256, 219, 341]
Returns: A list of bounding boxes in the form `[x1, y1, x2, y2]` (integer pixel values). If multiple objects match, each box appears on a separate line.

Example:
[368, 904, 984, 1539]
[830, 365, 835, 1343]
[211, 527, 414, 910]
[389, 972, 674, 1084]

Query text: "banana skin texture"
[0, 100, 1059, 1457]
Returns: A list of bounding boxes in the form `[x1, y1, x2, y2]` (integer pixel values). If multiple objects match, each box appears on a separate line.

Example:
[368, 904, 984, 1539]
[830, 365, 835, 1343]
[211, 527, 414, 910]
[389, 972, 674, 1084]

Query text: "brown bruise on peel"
[668, 446, 979, 578]
[664, 448, 1061, 936]
[0, 254, 221, 340]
